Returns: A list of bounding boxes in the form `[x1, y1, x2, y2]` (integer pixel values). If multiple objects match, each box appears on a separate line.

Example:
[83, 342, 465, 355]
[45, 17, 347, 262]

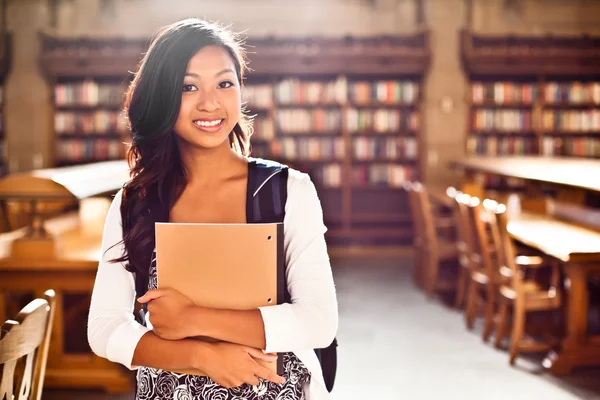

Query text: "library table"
[451, 156, 600, 193]
[0, 161, 132, 393]
[0, 201, 133, 393]
[507, 211, 600, 375]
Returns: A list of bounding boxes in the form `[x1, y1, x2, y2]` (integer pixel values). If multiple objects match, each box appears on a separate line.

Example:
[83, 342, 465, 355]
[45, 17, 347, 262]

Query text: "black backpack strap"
[246, 159, 288, 225]
[246, 159, 290, 303]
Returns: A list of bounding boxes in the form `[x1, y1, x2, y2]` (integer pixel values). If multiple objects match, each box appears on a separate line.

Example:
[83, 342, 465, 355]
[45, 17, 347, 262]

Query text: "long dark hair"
[111, 19, 251, 281]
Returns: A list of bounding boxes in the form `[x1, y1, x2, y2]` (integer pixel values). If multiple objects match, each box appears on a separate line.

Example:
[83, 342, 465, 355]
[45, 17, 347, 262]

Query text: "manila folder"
[155, 222, 285, 376]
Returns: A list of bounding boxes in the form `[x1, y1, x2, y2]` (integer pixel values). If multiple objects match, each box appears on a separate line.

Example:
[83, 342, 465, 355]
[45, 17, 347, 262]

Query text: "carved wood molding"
[39, 31, 431, 79]
[461, 29, 600, 77]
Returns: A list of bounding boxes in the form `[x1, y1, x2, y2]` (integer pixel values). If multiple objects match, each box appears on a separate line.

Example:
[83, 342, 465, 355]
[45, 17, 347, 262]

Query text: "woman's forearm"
[132, 331, 209, 371]
[188, 307, 267, 350]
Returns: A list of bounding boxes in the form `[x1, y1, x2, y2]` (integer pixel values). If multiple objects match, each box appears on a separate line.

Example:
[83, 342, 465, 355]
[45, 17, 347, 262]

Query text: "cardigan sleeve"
[258, 170, 339, 352]
[87, 189, 151, 369]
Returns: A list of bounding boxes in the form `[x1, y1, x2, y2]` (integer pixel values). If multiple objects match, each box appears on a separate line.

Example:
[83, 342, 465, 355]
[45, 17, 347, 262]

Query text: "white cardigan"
[87, 168, 338, 400]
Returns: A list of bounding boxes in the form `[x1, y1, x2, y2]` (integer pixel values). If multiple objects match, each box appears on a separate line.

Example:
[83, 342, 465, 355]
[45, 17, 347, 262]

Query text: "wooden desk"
[0, 199, 132, 393]
[507, 212, 600, 374]
[452, 156, 600, 193]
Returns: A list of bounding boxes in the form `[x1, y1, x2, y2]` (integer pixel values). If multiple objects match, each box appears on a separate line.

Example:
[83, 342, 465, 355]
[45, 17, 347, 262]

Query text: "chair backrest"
[0, 290, 56, 400]
[486, 201, 522, 289]
[410, 183, 438, 252]
[466, 196, 496, 277]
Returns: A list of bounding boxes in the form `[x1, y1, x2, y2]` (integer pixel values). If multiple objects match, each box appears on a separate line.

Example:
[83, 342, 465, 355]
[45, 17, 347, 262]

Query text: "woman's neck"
[177, 139, 246, 187]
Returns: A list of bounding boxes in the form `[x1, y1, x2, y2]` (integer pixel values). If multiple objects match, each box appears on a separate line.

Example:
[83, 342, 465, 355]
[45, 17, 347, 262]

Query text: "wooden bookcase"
[0, 33, 11, 177]
[461, 30, 600, 189]
[244, 35, 430, 245]
[39, 34, 141, 166]
[39, 33, 430, 245]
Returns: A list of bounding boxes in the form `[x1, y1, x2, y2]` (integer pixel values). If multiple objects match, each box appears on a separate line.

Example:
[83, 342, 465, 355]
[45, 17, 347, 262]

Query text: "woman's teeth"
[194, 119, 223, 127]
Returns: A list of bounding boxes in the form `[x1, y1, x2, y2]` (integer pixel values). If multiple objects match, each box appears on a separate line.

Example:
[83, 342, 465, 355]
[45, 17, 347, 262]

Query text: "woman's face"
[173, 45, 241, 151]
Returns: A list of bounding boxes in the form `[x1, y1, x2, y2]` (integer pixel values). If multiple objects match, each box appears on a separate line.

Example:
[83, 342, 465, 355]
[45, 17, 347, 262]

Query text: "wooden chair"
[485, 200, 562, 365]
[408, 182, 459, 297]
[464, 196, 506, 341]
[453, 192, 481, 309]
[0, 290, 56, 400]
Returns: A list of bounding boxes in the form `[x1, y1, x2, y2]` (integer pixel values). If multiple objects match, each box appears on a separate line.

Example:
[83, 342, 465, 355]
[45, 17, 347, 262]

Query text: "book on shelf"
[349, 80, 419, 104]
[467, 136, 537, 156]
[352, 137, 417, 161]
[471, 109, 533, 132]
[543, 82, 600, 105]
[471, 82, 538, 105]
[542, 137, 600, 158]
[54, 81, 125, 107]
[57, 138, 124, 164]
[271, 137, 345, 161]
[275, 78, 347, 105]
[347, 109, 418, 133]
[542, 109, 600, 132]
[55, 110, 127, 135]
[277, 108, 342, 133]
[351, 164, 414, 188]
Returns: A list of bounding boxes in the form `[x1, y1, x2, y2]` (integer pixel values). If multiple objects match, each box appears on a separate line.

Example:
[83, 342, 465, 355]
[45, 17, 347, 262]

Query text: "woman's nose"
[196, 89, 220, 112]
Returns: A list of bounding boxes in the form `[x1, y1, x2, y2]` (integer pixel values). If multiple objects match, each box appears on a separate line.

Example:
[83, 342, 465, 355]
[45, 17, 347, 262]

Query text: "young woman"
[87, 18, 338, 400]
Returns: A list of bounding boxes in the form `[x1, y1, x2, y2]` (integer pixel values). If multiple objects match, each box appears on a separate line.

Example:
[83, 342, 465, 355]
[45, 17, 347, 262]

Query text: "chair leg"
[426, 254, 439, 297]
[454, 265, 467, 308]
[465, 278, 478, 330]
[509, 299, 526, 365]
[413, 246, 423, 288]
[494, 299, 510, 349]
[482, 285, 497, 342]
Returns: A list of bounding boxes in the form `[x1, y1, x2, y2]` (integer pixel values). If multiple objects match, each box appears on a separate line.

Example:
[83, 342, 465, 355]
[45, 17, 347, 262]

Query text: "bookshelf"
[245, 35, 430, 245]
[461, 30, 600, 189]
[39, 33, 430, 245]
[39, 34, 141, 166]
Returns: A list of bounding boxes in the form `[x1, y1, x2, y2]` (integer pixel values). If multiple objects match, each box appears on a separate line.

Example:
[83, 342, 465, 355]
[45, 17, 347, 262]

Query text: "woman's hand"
[137, 288, 196, 340]
[195, 342, 285, 388]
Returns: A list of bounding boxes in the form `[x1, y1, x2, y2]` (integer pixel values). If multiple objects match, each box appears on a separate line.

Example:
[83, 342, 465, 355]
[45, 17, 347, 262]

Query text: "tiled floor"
[44, 255, 600, 399]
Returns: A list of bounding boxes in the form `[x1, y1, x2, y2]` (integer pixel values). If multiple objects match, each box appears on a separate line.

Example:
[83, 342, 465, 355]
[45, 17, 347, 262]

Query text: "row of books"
[272, 109, 420, 133]
[309, 164, 343, 188]
[276, 109, 341, 133]
[351, 164, 415, 187]
[56, 138, 125, 162]
[544, 82, 600, 104]
[243, 79, 420, 107]
[271, 137, 346, 160]
[349, 81, 419, 105]
[472, 110, 533, 131]
[55, 111, 127, 135]
[471, 81, 600, 105]
[347, 109, 419, 133]
[467, 137, 538, 156]
[352, 137, 418, 160]
[275, 78, 346, 105]
[542, 137, 600, 157]
[542, 110, 600, 132]
[251, 117, 275, 140]
[54, 81, 125, 107]
[471, 82, 537, 105]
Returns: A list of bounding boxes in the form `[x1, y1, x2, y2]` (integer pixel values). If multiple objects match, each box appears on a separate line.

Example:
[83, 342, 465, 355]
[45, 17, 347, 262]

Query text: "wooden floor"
[43, 255, 600, 400]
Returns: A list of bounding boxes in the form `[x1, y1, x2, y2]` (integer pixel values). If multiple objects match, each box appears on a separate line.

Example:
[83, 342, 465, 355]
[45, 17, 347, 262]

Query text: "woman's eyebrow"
[184, 69, 235, 79]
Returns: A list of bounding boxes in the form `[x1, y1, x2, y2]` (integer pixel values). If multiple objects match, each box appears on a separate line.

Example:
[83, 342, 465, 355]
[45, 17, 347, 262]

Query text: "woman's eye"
[219, 81, 235, 89]
[182, 84, 197, 92]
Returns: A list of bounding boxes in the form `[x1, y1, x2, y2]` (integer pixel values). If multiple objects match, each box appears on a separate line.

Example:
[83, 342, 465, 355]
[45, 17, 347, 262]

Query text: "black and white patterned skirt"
[135, 253, 311, 399]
